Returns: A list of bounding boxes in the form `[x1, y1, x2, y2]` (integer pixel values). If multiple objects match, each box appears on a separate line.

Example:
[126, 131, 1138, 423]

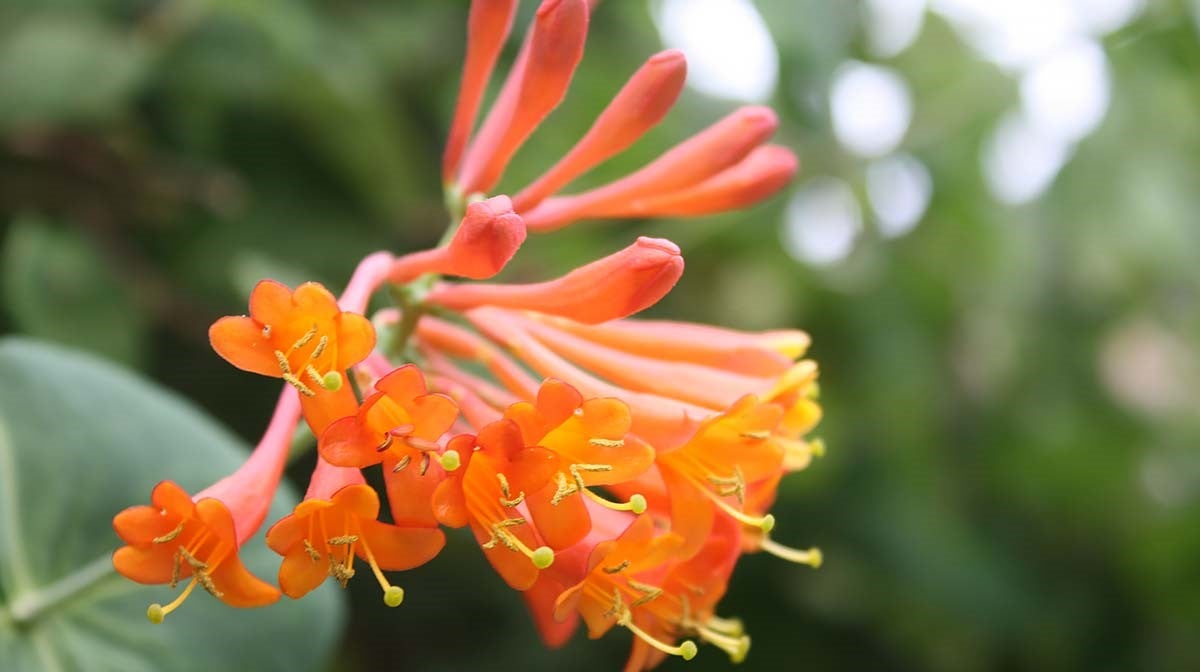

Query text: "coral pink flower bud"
[512, 50, 688, 211]
[388, 195, 527, 281]
[457, 0, 590, 194]
[425, 237, 683, 323]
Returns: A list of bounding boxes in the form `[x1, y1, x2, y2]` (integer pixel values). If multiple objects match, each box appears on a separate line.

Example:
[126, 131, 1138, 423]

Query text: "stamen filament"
[147, 577, 198, 624]
[704, 615, 745, 637]
[620, 614, 698, 661]
[360, 537, 405, 608]
[583, 488, 647, 514]
[699, 487, 775, 532]
[759, 537, 822, 568]
[696, 624, 750, 663]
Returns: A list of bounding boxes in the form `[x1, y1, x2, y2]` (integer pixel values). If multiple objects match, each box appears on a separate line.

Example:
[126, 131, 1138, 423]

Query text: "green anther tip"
[760, 514, 776, 534]
[322, 371, 343, 391]
[147, 604, 165, 624]
[629, 494, 647, 515]
[439, 449, 461, 472]
[531, 546, 555, 570]
[680, 640, 698, 661]
[383, 586, 405, 607]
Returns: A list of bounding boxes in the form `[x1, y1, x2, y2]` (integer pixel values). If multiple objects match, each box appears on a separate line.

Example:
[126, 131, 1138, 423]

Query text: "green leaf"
[0, 13, 149, 128]
[0, 338, 346, 672]
[2, 214, 148, 368]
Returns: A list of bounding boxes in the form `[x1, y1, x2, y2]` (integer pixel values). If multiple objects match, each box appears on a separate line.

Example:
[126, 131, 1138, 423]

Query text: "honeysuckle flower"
[266, 458, 444, 605]
[432, 421, 559, 590]
[553, 514, 696, 663]
[112, 388, 301, 622]
[425, 236, 683, 324]
[386, 195, 527, 282]
[209, 279, 375, 434]
[502, 379, 654, 549]
[623, 514, 748, 670]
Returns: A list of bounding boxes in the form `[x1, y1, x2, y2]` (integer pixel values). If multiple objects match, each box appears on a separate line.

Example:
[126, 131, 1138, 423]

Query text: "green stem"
[8, 555, 120, 627]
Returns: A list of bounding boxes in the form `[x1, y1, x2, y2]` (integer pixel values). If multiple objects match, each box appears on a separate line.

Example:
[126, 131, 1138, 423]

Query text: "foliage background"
[1, 0, 1199, 670]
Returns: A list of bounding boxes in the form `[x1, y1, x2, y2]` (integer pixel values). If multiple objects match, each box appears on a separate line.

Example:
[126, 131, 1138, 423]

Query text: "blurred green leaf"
[0, 338, 346, 672]
[0, 13, 149, 128]
[2, 214, 147, 367]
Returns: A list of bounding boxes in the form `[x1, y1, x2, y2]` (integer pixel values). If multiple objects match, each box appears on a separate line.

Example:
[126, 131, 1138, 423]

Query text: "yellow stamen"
[152, 521, 184, 544]
[706, 467, 746, 504]
[626, 579, 663, 608]
[439, 449, 461, 472]
[359, 536, 405, 607]
[303, 539, 321, 562]
[588, 437, 625, 448]
[759, 537, 822, 568]
[739, 430, 771, 441]
[391, 453, 411, 471]
[147, 576, 199, 624]
[620, 612, 698, 661]
[310, 335, 328, 360]
[602, 559, 630, 574]
[497, 473, 525, 507]
[700, 488, 775, 532]
[696, 624, 751, 663]
[582, 488, 646, 514]
[480, 518, 554, 569]
[704, 615, 745, 637]
[289, 325, 318, 354]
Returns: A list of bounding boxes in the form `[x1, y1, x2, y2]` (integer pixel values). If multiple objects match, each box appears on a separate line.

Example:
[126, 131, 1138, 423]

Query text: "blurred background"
[2, 0, 1199, 670]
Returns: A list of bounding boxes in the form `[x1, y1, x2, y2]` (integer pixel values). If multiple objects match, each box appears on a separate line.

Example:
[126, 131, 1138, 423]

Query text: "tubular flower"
[209, 279, 376, 434]
[112, 389, 301, 622]
[553, 515, 696, 663]
[502, 379, 655, 549]
[432, 421, 559, 590]
[444, 1, 793, 230]
[623, 515, 748, 670]
[387, 195, 527, 282]
[266, 458, 444, 605]
[319, 364, 459, 472]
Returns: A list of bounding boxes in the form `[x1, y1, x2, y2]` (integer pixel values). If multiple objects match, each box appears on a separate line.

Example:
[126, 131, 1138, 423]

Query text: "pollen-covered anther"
[609, 589, 698, 662]
[739, 430, 771, 441]
[549, 463, 646, 514]
[152, 521, 184, 544]
[481, 517, 554, 569]
[626, 578, 663, 608]
[588, 437, 625, 448]
[602, 559, 631, 574]
[496, 473, 525, 507]
[707, 466, 746, 504]
[272, 325, 341, 397]
[303, 539, 321, 562]
[759, 537, 822, 568]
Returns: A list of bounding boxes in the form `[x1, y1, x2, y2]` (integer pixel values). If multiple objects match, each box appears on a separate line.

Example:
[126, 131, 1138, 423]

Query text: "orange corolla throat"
[113, 482, 279, 623]
[467, 466, 555, 570]
[143, 518, 228, 624]
[270, 323, 345, 398]
[289, 503, 404, 606]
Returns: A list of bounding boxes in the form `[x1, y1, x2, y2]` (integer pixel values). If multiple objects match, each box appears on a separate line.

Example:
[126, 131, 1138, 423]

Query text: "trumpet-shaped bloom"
[319, 364, 459, 470]
[210, 280, 375, 434]
[113, 481, 280, 621]
[553, 515, 695, 662]
[432, 421, 559, 590]
[266, 459, 444, 604]
[503, 379, 654, 549]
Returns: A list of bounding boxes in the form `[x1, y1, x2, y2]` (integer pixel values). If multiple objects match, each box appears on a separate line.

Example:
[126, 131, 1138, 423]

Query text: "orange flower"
[431, 421, 558, 590]
[425, 237, 683, 324]
[209, 279, 376, 434]
[502, 379, 654, 549]
[111, 388, 302, 622]
[113, 481, 280, 622]
[623, 515, 749, 670]
[319, 362, 458, 468]
[266, 458, 444, 605]
[553, 514, 695, 662]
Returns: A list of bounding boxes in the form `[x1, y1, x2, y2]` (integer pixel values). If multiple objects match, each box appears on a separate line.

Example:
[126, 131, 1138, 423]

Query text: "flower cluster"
[111, 1, 821, 667]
